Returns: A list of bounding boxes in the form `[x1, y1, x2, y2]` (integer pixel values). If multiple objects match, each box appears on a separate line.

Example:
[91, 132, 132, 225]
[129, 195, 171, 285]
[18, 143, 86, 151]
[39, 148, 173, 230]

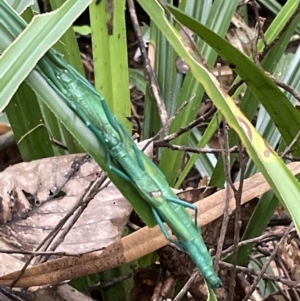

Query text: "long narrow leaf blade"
[0, 0, 92, 109]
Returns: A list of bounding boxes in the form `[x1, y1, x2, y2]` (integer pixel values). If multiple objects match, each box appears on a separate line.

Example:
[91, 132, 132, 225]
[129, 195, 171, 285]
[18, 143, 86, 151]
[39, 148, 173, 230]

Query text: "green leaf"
[210, 7, 300, 187]
[73, 25, 91, 36]
[129, 68, 146, 94]
[5, 83, 54, 160]
[89, 0, 131, 130]
[6, 0, 38, 13]
[258, 0, 300, 35]
[175, 113, 222, 188]
[0, 0, 92, 110]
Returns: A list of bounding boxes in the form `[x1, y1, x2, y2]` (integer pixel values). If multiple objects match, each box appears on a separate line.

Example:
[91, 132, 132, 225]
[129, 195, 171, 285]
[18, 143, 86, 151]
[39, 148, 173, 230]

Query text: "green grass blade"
[258, 0, 300, 35]
[89, 0, 131, 129]
[0, 5, 56, 160]
[5, 83, 55, 160]
[232, 51, 300, 265]
[129, 68, 146, 94]
[49, 0, 86, 154]
[142, 21, 164, 138]
[0, 0, 92, 110]
[50, 0, 85, 75]
[0, 1, 86, 157]
[6, 0, 37, 13]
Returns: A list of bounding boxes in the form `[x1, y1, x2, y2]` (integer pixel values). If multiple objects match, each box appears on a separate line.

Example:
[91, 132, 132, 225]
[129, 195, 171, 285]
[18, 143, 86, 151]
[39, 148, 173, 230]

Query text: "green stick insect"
[0, 0, 221, 290]
[39, 53, 222, 289]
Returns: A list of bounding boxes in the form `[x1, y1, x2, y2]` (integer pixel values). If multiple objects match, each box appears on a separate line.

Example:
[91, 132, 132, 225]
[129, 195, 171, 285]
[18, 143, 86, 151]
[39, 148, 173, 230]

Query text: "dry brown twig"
[227, 143, 245, 300]
[173, 270, 198, 301]
[154, 104, 216, 146]
[214, 121, 238, 301]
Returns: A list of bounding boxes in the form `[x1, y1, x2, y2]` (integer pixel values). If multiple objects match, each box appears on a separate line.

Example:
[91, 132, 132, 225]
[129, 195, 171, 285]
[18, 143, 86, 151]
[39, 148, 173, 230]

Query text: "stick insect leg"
[132, 142, 145, 170]
[111, 116, 145, 171]
[166, 197, 198, 228]
[105, 160, 132, 182]
[99, 99, 123, 140]
[151, 208, 180, 246]
[99, 99, 145, 171]
[47, 49, 69, 70]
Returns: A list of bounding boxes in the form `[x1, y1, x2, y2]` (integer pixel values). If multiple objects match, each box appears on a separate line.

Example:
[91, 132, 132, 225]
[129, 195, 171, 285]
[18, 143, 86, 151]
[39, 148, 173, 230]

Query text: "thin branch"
[251, 6, 265, 68]
[227, 78, 244, 96]
[221, 230, 284, 256]
[282, 131, 300, 158]
[229, 3, 300, 96]
[228, 143, 244, 300]
[151, 96, 195, 142]
[39, 172, 109, 261]
[275, 252, 299, 301]
[214, 122, 232, 275]
[173, 270, 198, 301]
[259, 3, 300, 61]
[156, 143, 239, 154]
[0, 249, 82, 257]
[155, 105, 216, 145]
[142, 96, 195, 152]
[251, 0, 267, 46]
[267, 73, 300, 102]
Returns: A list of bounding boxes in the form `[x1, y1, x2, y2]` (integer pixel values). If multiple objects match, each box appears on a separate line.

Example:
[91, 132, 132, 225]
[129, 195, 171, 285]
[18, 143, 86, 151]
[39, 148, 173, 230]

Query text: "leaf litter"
[0, 153, 132, 260]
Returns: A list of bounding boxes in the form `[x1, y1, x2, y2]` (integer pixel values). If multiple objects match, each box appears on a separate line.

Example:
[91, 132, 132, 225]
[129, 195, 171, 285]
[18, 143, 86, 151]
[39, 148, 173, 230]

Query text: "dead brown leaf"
[0, 154, 131, 269]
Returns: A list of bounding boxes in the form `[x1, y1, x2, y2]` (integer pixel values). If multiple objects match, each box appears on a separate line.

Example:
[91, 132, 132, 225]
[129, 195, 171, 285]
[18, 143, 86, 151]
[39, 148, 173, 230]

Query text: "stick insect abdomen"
[159, 197, 222, 288]
[181, 236, 222, 289]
